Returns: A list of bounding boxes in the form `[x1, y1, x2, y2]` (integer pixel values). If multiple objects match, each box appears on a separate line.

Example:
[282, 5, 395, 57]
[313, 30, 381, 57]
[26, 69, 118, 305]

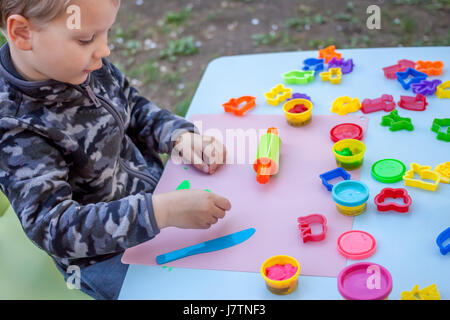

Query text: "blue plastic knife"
[156, 228, 256, 265]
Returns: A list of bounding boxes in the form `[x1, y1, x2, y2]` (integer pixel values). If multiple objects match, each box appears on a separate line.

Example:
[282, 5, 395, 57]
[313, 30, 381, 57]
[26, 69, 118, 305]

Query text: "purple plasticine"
[287, 92, 311, 102]
[328, 57, 354, 74]
[411, 79, 442, 96]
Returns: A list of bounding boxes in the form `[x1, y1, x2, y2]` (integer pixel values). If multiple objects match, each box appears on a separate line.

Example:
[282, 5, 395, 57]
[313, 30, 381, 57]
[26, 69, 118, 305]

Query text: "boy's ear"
[6, 14, 33, 51]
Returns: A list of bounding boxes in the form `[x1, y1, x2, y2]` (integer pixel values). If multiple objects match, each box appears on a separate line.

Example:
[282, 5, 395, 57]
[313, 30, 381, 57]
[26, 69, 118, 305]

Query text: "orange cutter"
[222, 96, 256, 116]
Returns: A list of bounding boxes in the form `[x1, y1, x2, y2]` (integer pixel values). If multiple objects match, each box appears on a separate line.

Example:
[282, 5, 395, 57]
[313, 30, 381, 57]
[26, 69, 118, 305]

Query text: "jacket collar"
[0, 43, 92, 103]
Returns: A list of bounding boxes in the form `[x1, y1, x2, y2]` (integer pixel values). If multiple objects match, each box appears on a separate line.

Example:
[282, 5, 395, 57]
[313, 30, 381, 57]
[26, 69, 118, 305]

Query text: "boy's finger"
[213, 194, 232, 211]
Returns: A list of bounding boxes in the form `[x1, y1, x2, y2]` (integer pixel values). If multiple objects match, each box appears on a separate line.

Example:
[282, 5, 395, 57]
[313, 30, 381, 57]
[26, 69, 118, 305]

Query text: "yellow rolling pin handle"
[253, 127, 281, 184]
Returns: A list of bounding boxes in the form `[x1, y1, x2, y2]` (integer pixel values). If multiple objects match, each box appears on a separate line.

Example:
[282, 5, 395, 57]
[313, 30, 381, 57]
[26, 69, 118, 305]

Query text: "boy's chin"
[63, 73, 89, 86]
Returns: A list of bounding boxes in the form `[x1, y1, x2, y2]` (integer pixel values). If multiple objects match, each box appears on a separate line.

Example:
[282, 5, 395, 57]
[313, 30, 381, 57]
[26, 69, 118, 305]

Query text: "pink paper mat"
[122, 114, 368, 277]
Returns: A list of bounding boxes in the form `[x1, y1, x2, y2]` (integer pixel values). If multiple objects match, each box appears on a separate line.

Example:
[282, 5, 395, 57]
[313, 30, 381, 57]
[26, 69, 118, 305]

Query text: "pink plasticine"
[265, 264, 298, 281]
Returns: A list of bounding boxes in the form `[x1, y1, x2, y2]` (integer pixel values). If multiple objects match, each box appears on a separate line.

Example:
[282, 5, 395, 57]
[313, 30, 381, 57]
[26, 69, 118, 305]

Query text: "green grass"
[160, 36, 199, 62]
[0, 32, 6, 47]
[165, 6, 192, 26]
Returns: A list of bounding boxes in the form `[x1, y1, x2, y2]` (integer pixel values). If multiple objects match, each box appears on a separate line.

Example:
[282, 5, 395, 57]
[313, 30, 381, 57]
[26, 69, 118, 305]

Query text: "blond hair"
[0, 0, 71, 29]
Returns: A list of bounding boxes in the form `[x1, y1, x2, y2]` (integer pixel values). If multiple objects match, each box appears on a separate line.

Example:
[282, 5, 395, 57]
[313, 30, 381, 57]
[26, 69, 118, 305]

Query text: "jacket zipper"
[79, 83, 159, 186]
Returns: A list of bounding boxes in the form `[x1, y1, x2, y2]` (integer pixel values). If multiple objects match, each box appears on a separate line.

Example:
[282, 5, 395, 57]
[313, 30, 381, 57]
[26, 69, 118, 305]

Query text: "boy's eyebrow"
[71, 27, 112, 37]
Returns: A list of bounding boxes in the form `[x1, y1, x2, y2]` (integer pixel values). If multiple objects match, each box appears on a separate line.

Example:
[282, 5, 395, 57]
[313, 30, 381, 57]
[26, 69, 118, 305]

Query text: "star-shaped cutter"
[381, 110, 414, 132]
[374, 188, 412, 213]
[396, 67, 428, 90]
[264, 84, 292, 106]
[431, 118, 450, 142]
[282, 70, 315, 85]
[401, 284, 441, 300]
[403, 163, 440, 192]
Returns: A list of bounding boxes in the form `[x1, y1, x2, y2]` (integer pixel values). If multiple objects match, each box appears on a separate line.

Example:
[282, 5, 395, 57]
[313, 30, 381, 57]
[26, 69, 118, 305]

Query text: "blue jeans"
[55, 252, 129, 300]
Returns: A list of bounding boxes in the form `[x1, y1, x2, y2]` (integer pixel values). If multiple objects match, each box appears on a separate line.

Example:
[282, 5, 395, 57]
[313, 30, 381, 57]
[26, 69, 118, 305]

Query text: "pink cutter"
[374, 188, 412, 213]
[361, 94, 396, 114]
[297, 214, 327, 243]
[382, 59, 416, 79]
[398, 94, 428, 111]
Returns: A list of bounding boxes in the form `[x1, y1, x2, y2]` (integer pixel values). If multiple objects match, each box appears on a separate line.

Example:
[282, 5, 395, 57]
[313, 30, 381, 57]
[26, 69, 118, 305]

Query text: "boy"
[0, 0, 231, 300]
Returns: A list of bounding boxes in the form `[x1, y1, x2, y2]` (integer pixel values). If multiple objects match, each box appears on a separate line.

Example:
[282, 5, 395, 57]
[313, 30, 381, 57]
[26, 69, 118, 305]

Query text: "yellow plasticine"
[320, 67, 342, 84]
[264, 84, 292, 106]
[331, 96, 361, 116]
[401, 284, 440, 300]
[403, 163, 440, 191]
[436, 80, 450, 99]
[434, 162, 450, 184]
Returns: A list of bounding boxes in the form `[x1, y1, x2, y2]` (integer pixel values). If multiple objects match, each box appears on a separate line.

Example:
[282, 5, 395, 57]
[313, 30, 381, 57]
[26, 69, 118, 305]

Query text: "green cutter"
[431, 118, 450, 142]
[381, 110, 414, 132]
[282, 70, 315, 85]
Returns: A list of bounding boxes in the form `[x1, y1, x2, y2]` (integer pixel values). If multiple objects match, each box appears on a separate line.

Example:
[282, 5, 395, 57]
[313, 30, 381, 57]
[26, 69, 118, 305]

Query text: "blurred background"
[0, 0, 449, 300]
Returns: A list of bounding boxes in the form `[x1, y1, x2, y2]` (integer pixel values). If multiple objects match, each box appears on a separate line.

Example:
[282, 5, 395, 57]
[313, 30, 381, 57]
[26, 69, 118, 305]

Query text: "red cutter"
[297, 214, 327, 243]
[374, 188, 412, 213]
[361, 94, 396, 114]
[222, 96, 256, 116]
[382, 59, 416, 79]
[398, 94, 428, 111]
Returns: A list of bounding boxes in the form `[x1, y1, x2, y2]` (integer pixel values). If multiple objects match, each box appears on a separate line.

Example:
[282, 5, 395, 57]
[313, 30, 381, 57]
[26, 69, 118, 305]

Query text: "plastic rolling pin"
[253, 127, 281, 184]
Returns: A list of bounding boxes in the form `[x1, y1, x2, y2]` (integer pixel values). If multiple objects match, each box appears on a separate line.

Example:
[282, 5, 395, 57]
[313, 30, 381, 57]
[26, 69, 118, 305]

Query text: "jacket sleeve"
[105, 59, 199, 155]
[0, 121, 160, 259]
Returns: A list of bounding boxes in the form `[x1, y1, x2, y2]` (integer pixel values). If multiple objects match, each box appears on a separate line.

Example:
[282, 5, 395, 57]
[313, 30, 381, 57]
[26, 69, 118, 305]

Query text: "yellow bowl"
[260, 255, 301, 295]
[282, 99, 313, 127]
[332, 139, 366, 170]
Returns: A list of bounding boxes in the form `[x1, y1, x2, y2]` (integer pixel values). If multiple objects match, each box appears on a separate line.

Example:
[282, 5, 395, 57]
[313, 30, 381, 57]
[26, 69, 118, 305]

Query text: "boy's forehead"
[59, 0, 119, 32]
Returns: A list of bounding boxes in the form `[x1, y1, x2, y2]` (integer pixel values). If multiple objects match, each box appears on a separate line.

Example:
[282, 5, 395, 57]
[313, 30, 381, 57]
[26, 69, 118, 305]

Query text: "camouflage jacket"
[0, 44, 198, 271]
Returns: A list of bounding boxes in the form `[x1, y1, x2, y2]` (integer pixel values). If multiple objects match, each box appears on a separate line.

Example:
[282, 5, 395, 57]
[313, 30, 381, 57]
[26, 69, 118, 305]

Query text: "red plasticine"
[289, 104, 308, 113]
[374, 188, 412, 213]
[361, 94, 396, 114]
[398, 94, 428, 111]
[266, 263, 298, 281]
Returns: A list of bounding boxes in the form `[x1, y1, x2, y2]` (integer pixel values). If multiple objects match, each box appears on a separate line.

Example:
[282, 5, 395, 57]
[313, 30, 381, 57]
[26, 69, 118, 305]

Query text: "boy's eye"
[78, 36, 95, 45]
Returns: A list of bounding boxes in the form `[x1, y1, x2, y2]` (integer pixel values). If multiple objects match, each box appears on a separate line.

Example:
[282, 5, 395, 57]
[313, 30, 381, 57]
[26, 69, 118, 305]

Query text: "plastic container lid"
[332, 180, 370, 207]
[330, 123, 363, 142]
[337, 262, 393, 300]
[337, 230, 376, 260]
[371, 159, 406, 183]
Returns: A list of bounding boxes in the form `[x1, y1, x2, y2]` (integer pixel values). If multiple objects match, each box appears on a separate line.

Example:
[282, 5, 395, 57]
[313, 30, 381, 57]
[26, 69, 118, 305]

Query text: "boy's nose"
[94, 43, 111, 60]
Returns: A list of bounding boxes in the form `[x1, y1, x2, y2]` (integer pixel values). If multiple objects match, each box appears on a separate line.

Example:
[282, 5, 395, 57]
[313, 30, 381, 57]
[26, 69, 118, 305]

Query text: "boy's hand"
[153, 189, 232, 229]
[173, 132, 226, 174]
